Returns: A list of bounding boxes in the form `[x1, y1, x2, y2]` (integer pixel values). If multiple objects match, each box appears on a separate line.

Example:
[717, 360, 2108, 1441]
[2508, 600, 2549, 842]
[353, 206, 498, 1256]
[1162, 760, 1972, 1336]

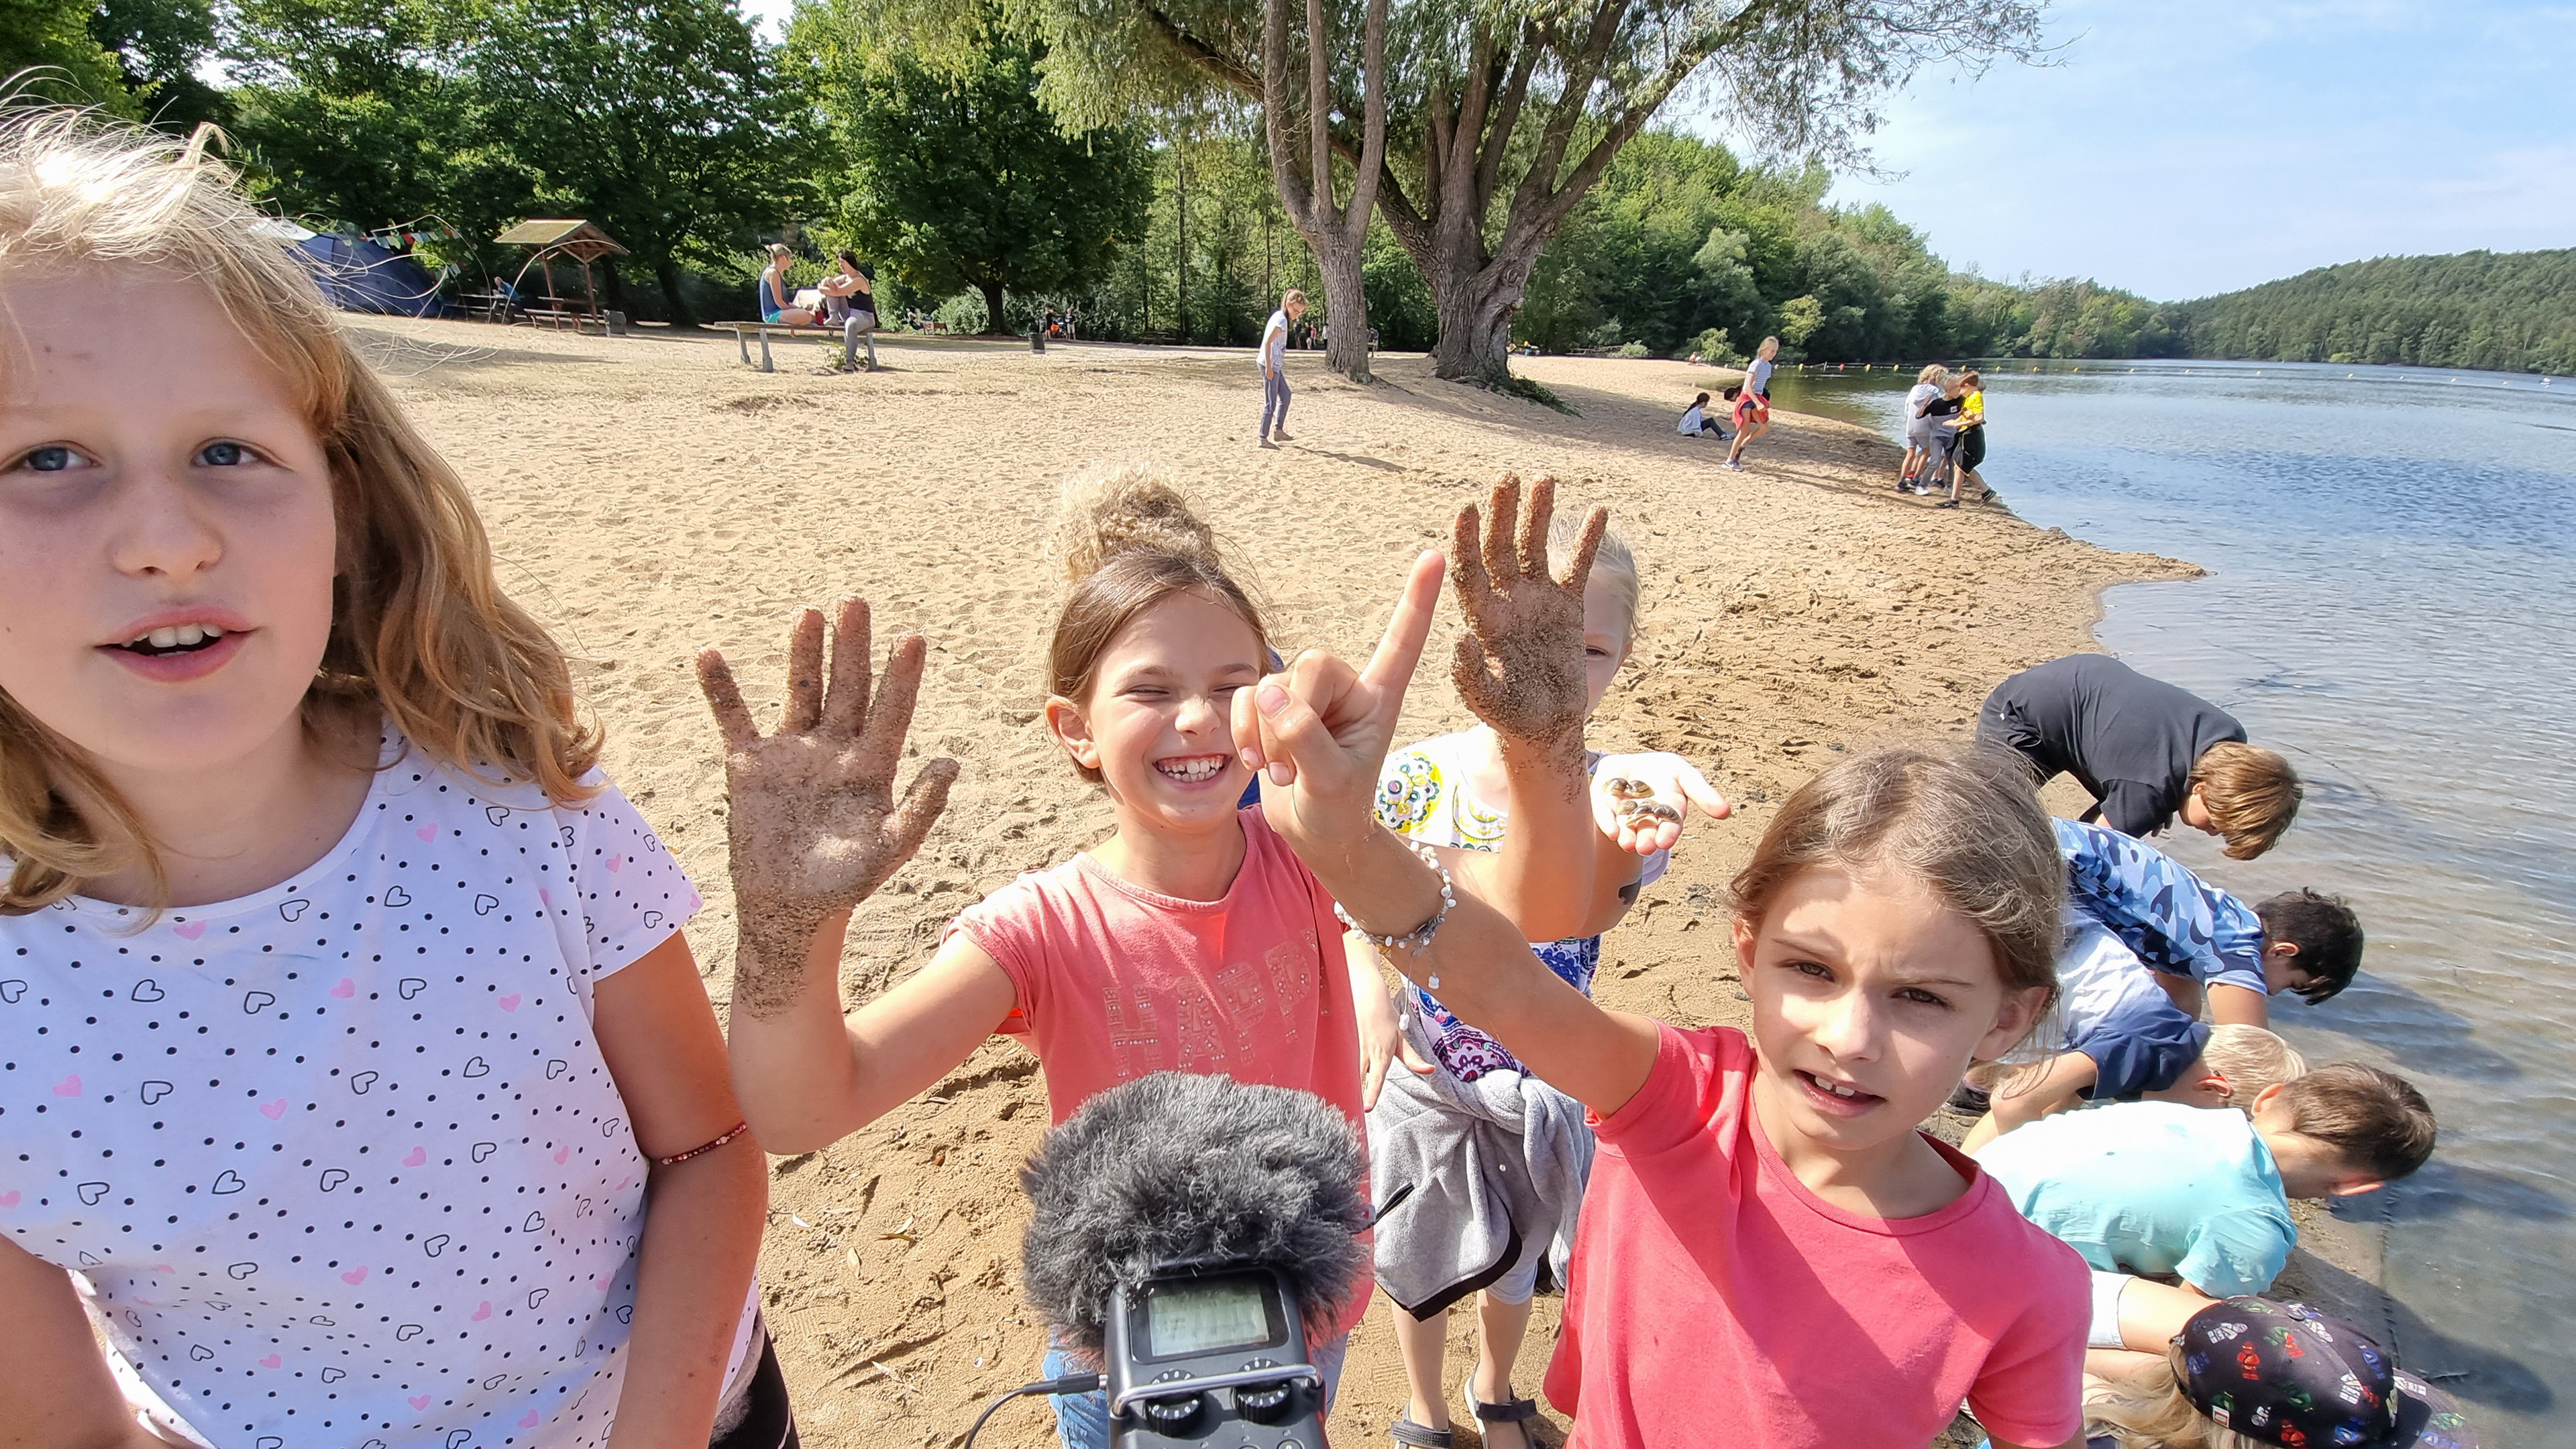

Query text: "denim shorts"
[1042, 1331, 1351, 1449]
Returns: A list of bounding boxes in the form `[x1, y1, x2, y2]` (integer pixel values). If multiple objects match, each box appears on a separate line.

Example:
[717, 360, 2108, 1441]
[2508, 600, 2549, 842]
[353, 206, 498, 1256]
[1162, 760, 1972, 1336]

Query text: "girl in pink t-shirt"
[1231, 580, 2099, 1448]
[704, 470, 1627, 1448]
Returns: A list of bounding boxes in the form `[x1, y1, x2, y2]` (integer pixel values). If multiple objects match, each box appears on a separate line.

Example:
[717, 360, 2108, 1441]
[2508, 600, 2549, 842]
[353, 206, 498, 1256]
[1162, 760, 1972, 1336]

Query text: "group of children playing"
[1900, 362, 1992, 506]
[0, 111, 2471, 1449]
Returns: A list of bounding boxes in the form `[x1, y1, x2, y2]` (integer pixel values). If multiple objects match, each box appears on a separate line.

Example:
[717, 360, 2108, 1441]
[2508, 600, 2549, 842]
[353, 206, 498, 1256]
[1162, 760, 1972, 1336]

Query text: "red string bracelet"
[656, 1120, 751, 1167]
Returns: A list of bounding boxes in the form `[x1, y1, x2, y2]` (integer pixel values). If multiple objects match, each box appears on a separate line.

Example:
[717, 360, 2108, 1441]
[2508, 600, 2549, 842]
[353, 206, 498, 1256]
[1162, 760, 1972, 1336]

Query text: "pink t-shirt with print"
[1544, 1023, 2091, 1449]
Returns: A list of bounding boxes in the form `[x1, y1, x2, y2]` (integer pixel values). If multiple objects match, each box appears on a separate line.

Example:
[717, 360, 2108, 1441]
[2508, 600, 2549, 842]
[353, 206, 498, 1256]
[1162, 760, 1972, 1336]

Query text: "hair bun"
[1052, 465, 1218, 582]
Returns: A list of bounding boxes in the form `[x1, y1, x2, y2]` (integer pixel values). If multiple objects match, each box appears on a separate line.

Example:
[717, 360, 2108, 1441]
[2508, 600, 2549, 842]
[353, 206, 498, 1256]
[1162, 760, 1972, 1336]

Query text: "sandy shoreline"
[361, 317, 2198, 1448]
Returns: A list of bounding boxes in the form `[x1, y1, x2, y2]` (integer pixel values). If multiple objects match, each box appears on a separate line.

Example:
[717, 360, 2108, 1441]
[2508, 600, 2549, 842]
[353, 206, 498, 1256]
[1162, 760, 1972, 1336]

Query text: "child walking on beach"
[1722, 336, 1780, 471]
[706, 472, 1621, 1449]
[1260, 289, 1307, 447]
[1365, 514, 1730, 1449]
[0, 113, 776, 1449]
[1234, 593, 2099, 1449]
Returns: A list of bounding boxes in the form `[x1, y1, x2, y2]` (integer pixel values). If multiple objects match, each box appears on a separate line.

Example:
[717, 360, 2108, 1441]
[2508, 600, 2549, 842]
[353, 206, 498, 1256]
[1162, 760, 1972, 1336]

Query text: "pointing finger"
[1359, 549, 1446, 698]
[696, 649, 762, 752]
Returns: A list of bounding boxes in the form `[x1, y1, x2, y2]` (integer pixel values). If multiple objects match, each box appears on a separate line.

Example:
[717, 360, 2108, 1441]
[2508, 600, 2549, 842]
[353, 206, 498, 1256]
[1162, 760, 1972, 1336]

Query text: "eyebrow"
[1766, 930, 1982, 989]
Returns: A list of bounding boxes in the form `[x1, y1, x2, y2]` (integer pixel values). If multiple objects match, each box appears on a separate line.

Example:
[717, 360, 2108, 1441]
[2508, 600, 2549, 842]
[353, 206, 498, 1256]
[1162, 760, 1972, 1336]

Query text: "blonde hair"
[1044, 467, 1268, 784]
[1917, 363, 1949, 386]
[1730, 748, 2065, 1040]
[0, 110, 600, 913]
[2086, 1347, 2271, 1449]
[1282, 288, 1307, 307]
[2190, 741, 2301, 859]
[1552, 508, 1639, 649]
[2198, 1024, 2308, 1107]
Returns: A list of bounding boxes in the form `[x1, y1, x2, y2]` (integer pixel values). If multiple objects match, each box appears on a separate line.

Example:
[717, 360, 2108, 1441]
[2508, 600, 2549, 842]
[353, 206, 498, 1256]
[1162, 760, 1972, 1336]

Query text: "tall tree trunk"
[1424, 233, 1546, 386]
[1316, 240, 1371, 378]
[655, 260, 695, 327]
[1261, 0, 1386, 382]
[979, 282, 1007, 335]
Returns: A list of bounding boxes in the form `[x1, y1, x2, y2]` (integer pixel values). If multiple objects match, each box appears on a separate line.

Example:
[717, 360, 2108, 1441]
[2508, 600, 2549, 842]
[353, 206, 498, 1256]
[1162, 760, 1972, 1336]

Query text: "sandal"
[1464, 1387, 1541, 1448]
[1391, 1413, 1454, 1447]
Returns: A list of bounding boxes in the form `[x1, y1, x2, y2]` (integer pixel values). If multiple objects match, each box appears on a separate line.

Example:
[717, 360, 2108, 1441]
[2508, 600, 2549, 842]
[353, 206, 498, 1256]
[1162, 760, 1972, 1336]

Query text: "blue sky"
[1715, 0, 2576, 300]
[743, 0, 2575, 302]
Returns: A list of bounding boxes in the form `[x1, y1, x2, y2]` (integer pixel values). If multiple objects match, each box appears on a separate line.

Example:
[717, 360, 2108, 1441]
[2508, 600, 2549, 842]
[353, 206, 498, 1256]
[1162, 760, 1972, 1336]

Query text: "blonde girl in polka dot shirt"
[0, 115, 775, 1448]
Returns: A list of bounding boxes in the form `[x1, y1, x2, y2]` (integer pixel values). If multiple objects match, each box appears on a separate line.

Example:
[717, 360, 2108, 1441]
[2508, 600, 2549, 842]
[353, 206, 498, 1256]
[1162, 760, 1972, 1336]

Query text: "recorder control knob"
[1138, 1384, 1205, 1434]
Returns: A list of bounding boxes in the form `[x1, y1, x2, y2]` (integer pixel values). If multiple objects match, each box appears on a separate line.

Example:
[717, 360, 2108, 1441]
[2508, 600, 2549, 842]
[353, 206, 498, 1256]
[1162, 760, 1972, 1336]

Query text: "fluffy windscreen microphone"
[1019, 1071, 1372, 1360]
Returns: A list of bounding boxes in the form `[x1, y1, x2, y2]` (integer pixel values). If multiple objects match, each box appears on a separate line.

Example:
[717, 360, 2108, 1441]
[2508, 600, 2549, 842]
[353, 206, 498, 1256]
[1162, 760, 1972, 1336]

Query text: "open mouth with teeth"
[1796, 1069, 1884, 1110]
[115, 624, 229, 657]
[1152, 753, 1233, 785]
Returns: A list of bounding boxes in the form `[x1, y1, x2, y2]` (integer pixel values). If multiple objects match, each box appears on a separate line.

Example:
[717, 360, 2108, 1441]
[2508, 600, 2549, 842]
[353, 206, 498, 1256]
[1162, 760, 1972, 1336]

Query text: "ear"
[2266, 939, 2301, 961]
[1733, 915, 1760, 979]
[2249, 1081, 2290, 1118]
[1042, 694, 1101, 773]
[1974, 984, 2052, 1063]
[2329, 1179, 2385, 1198]
[2188, 1072, 2235, 1109]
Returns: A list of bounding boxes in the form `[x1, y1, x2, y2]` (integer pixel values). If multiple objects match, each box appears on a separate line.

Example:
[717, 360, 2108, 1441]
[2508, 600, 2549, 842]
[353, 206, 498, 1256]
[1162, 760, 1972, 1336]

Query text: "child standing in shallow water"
[1234, 589, 2100, 1449]
[710, 471, 1625, 1449]
[0, 113, 774, 1449]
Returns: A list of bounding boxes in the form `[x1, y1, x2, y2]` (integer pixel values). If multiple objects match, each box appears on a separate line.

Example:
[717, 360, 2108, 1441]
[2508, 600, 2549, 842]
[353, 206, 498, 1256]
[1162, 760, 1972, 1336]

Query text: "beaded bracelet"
[1332, 838, 1457, 989]
[656, 1120, 751, 1167]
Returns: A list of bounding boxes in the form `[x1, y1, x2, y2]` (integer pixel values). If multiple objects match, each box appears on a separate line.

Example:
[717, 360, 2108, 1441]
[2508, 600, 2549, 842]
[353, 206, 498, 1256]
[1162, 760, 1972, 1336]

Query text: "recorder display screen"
[1144, 1278, 1274, 1356]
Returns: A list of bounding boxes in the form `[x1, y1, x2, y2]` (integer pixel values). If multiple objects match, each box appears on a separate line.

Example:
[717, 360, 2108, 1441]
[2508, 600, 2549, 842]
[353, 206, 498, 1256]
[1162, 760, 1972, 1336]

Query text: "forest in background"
[9, 0, 2569, 372]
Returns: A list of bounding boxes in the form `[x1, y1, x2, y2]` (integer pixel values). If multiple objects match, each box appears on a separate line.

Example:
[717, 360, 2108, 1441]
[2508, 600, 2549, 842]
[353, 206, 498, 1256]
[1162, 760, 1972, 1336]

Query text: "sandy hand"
[697, 599, 959, 1017]
[1450, 475, 1606, 758]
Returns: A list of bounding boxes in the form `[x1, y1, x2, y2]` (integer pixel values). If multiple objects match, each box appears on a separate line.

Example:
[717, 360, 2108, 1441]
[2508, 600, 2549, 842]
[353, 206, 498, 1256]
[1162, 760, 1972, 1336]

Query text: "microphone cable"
[961, 1371, 1104, 1449]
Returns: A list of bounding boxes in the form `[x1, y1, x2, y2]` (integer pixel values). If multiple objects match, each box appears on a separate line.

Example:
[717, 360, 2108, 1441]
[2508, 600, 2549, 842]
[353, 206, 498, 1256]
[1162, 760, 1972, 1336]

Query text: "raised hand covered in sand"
[1593, 752, 1732, 855]
[1450, 475, 1607, 769]
[696, 599, 960, 1018]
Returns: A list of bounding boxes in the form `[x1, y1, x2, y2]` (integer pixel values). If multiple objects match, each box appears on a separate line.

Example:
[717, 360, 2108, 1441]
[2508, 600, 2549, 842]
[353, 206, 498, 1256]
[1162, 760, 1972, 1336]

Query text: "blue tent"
[287, 231, 447, 317]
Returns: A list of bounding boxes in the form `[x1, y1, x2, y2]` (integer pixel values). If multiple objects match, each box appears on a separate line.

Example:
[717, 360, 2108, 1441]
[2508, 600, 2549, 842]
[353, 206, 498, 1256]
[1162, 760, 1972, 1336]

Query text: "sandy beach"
[355, 317, 2196, 1448]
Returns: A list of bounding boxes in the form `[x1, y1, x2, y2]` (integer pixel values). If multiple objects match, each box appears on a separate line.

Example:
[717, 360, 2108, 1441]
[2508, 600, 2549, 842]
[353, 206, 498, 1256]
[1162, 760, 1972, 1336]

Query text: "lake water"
[1770, 358, 2576, 1447]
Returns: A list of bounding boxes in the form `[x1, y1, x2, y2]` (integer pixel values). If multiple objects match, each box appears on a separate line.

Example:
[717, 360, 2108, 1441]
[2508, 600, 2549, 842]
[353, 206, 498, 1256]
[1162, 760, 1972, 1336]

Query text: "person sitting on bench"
[757, 244, 816, 326]
[817, 250, 877, 372]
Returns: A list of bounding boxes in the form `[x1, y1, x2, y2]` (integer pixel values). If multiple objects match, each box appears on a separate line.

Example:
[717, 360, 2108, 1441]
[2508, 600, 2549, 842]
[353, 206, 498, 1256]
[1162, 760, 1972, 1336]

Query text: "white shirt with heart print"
[0, 730, 756, 1448]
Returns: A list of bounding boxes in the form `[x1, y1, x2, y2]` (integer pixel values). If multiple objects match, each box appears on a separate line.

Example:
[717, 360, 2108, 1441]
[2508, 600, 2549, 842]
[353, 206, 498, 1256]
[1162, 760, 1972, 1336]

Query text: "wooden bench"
[711, 320, 841, 372]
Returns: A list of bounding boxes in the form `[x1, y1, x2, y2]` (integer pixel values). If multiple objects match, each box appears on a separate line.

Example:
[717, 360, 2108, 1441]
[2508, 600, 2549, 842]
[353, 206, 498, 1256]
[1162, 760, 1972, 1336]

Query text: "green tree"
[227, 0, 531, 265]
[90, 0, 226, 129]
[812, 33, 1150, 334]
[472, 0, 812, 323]
[1, 0, 132, 112]
[854, 0, 2036, 382]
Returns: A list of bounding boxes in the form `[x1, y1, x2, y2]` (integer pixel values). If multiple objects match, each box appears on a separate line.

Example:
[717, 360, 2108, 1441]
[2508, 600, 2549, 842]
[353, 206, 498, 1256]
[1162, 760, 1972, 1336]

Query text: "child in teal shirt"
[1972, 1064, 2436, 1297]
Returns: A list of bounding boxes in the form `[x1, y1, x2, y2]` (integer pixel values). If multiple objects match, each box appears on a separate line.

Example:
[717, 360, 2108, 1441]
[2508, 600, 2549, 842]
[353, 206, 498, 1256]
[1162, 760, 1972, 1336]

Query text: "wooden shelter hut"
[492, 219, 627, 321]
